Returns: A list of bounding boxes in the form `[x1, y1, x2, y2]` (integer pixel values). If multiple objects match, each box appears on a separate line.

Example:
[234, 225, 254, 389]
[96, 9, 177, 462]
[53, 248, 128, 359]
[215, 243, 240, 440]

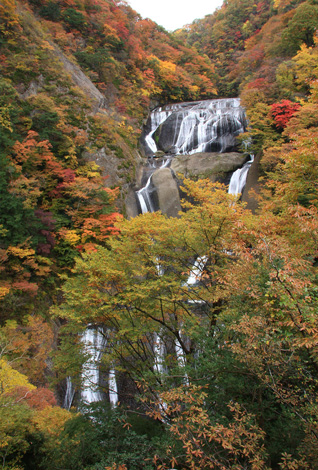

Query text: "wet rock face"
[151, 168, 181, 217]
[153, 112, 185, 154]
[170, 152, 248, 182]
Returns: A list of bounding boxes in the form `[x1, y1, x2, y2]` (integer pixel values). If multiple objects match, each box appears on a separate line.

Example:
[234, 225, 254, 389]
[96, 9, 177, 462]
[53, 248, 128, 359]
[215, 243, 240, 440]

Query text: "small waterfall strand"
[228, 155, 254, 196]
[63, 376, 75, 410]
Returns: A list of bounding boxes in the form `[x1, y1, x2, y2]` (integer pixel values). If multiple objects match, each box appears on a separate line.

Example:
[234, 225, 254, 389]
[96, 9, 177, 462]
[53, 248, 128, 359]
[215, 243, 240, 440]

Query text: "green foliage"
[62, 8, 86, 31]
[0, 401, 33, 469]
[45, 404, 166, 470]
[39, 1, 61, 21]
[0, 154, 43, 247]
[281, 1, 318, 54]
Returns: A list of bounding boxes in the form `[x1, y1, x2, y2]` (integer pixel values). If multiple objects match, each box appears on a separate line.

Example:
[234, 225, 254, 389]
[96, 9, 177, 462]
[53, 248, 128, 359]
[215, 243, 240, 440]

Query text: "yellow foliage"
[293, 41, 318, 89]
[0, 0, 20, 37]
[59, 228, 80, 246]
[0, 285, 10, 299]
[7, 246, 35, 259]
[0, 359, 35, 396]
[158, 60, 176, 76]
[76, 162, 101, 178]
[41, 40, 55, 51]
[0, 105, 13, 132]
[32, 405, 72, 438]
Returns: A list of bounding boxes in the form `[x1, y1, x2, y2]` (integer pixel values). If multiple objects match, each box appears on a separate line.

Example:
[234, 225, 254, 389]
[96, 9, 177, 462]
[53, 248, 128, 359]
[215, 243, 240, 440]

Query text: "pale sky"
[126, 0, 224, 31]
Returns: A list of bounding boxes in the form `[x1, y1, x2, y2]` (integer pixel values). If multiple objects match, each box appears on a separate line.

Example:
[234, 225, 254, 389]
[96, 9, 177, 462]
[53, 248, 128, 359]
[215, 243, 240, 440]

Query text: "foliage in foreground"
[54, 168, 318, 469]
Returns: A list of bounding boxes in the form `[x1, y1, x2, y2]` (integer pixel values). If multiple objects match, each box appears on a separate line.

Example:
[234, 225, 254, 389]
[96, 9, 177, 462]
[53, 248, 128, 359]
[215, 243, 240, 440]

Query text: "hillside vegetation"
[0, 0, 216, 319]
[1, 0, 318, 469]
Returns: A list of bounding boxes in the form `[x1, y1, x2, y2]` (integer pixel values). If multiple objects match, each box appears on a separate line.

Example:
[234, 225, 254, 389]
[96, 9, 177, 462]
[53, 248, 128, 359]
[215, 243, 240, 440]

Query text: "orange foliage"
[2, 316, 54, 386]
[147, 385, 269, 470]
[0, 0, 21, 37]
[25, 387, 57, 410]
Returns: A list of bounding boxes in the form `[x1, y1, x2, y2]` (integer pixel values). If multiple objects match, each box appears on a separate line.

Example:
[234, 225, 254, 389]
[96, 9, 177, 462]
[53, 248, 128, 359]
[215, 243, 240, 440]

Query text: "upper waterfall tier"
[142, 98, 247, 156]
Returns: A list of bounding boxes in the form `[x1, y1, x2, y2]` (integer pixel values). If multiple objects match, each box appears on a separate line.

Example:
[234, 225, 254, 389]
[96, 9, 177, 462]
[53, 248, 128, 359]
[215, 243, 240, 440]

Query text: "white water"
[109, 368, 118, 407]
[154, 332, 165, 375]
[63, 376, 75, 410]
[145, 108, 174, 153]
[186, 256, 208, 286]
[228, 155, 254, 196]
[136, 157, 171, 215]
[81, 327, 106, 403]
[137, 176, 155, 213]
[81, 327, 118, 406]
[144, 98, 246, 155]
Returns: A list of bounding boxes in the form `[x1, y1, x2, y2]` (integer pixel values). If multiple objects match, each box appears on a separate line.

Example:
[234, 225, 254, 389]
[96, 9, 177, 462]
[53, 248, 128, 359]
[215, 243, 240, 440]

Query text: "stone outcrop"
[151, 168, 181, 217]
[52, 44, 107, 111]
[170, 152, 248, 181]
[242, 152, 262, 212]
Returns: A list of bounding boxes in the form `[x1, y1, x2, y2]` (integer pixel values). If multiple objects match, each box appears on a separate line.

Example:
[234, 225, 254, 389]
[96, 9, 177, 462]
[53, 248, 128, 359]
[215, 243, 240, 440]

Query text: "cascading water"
[81, 327, 118, 406]
[145, 108, 174, 154]
[186, 256, 208, 286]
[228, 155, 254, 196]
[136, 157, 171, 215]
[154, 332, 165, 376]
[143, 98, 247, 156]
[137, 176, 154, 214]
[109, 369, 118, 407]
[63, 376, 75, 410]
[81, 327, 106, 403]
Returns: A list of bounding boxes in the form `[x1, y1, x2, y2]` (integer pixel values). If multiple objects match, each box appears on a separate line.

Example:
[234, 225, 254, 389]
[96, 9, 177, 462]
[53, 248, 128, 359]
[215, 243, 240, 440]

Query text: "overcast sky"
[126, 0, 224, 31]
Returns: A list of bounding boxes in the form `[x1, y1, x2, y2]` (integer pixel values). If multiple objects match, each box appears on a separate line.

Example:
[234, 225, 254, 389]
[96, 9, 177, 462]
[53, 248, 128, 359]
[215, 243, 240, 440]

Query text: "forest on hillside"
[1, 0, 318, 468]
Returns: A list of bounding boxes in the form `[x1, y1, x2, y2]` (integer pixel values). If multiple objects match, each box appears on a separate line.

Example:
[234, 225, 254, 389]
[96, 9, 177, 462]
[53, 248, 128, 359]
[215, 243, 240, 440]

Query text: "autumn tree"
[271, 99, 301, 129]
[281, 1, 318, 55]
[54, 172, 318, 467]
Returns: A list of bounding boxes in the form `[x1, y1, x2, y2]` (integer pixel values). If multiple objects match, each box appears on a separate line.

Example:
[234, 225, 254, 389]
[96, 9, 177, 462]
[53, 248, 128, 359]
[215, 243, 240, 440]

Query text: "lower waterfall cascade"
[63, 376, 75, 410]
[81, 327, 106, 404]
[80, 326, 118, 407]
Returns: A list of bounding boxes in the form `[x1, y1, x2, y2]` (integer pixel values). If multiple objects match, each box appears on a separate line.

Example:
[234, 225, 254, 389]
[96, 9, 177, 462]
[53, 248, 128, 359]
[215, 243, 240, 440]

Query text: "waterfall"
[81, 327, 106, 403]
[137, 176, 154, 213]
[136, 166, 166, 377]
[154, 332, 165, 375]
[63, 376, 75, 410]
[186, 256, 208, 286]
[143, 98, 246, 156]
[138, 99, 251, 379]
[72, 99, 255, 410]
[145, 108, 174, 154]
[109, 369, 118, 407]
[81, 327, 118, 406]
[228, 155, 254, 196]
[136, 157, 171, 215]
